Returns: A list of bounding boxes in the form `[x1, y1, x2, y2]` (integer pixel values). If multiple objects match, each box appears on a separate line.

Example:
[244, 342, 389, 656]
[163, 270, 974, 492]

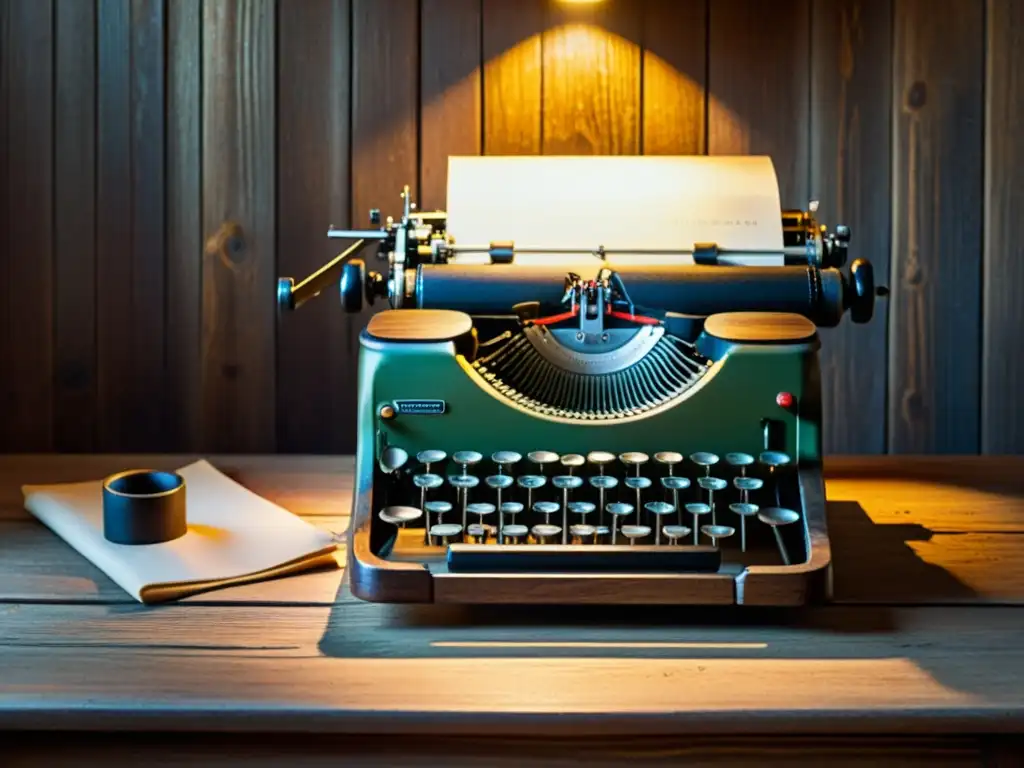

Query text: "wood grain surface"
[366, 309, 474, 342]
[811, 0, 893, 455]
[2, 0, 1024, 460]
[276, 0, 353, 454]
[641, 0, 706, 155]
[97, 0, 167, 451]
[53, 0, 98, 453]
[346, 0, 419, 455]
[982, 0, 1024, 454]
[708, 0, 810, 205]
[420, 0, 482, 211]
[542, 0, 641, 155]
[888, 0, 984, 454]
[2, 453, 1024, 754]
[2, 455, 1022, 608]
[0, 0, 53, 452]
[2, 601, 1024, 737]
[201, 0, 276, 453]
[166, 0, 203, 453]
[482, 0, 544, 155]
[703, 312, 817, 342]
[2, 733, 1006, 768]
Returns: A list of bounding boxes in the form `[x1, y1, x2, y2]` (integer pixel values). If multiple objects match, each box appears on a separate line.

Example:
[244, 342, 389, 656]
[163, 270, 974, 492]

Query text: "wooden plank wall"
[0, 0, 1019, 457]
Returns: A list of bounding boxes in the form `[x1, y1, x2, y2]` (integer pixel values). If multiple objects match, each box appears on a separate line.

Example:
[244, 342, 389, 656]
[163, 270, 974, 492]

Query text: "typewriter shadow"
[827, 499, 979, 604]
[316, 501, 1016, 701]
[319, 502, 983, 663]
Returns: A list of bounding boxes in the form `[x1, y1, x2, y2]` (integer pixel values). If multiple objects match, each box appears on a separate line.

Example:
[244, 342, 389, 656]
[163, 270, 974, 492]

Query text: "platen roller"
[416, 263, 859, 326]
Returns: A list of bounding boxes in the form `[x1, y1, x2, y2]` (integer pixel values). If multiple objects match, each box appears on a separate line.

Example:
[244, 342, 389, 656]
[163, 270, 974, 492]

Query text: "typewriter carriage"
[278, 168, 886, 607]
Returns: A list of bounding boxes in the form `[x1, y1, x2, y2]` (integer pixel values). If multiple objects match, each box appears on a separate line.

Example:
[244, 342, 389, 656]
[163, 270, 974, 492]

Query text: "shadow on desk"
[315, 500, 1024, 705]
[321, 501, 976, 654]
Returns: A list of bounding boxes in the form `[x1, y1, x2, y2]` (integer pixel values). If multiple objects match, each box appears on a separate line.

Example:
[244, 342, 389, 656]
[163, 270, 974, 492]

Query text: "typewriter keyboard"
[376, 449, 804, 571]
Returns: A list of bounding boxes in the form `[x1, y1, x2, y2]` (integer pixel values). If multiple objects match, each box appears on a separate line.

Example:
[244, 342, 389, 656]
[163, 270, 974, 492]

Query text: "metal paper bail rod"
[441, 243, 813, 261]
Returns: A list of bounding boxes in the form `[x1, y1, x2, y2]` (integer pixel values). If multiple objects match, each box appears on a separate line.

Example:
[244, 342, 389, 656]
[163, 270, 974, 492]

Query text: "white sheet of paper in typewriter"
[445, 155, 786, 267]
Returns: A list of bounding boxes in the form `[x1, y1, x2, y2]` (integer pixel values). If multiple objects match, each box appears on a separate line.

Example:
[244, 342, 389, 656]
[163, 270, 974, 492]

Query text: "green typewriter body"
[277, 156, 886, 606]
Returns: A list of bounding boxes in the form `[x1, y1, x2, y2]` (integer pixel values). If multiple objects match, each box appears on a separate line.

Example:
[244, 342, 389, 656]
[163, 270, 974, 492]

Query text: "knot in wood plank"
[205, 221, 247, 266]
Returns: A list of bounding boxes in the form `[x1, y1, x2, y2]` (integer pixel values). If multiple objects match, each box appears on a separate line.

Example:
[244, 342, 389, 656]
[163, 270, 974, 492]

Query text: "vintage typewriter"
[278, 156, 886, 606]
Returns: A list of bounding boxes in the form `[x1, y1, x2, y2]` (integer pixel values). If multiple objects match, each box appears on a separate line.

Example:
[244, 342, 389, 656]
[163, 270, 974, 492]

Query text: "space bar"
[446, 544, 721, 573]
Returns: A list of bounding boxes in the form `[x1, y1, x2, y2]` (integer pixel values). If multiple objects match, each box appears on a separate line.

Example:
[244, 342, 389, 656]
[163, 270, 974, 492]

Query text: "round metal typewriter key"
[587, 451, 616, 474]
[661, 476, 691, 525]
[568, 500, 596, 520]
[560, 453, 585, 474]
[606, 502, 634, 517]
[758, 507, 800, 566]
[485, 475, 514, 542]
[663, 525, 692, 546]
[552, 475, 584, 544]
[528, 450, 560, 476]
[533, 500, 561, 525]
[379, 446, 409, 477]
[502, 523, 528, 543]
[424, 500, 452, 519]
[424, 500, 453, 543]
[759, 451, 792, 468]
[697, 476, 727, 525]
[654, 451, 683, 471]
[759, 451, 791, 505]
[378, 505, 423, 527]
[588, 474, 618, 528]
[619, 452, 650, 477]
[416, 449, 447, 472]
[733, 475, 764, 507]
[697, 477, 727, 491]
[485, 472, 513, 492]
[517, 474, 547, 490]
[593, 525, 610, 544]
[624, 476, 652, 525]
[570, 524, 597, 544]
[690, 452, 720, 476]
[517, 474, 546, 514]
[413, 473, 444, 542]
[606, 502, 634, 545]
[620, 525, 651, 545]
[685, 503, 712, 546]
[531, 523, 562, 543]
[449, 474, 479, 532]
[466, 522, 490, 544]
[644, 501, 675, 545]
[430, 522, 463, 546]
[701, 524, 735, 548]
[500, 501, 524, 516]
[733, 476, 764, 492]
[453, 450, 483, 473]
[729, 502, 760, 552]
[491, 451, 522, 475]
[414, 472, 443, 490]
[642, 501, 673, 545]
[552, 475, 583, 490]
[467, 502, 496, 531]
[726, 452, 755, 475]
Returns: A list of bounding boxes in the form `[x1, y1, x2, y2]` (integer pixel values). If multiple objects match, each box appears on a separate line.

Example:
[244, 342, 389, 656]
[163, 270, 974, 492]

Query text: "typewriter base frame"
[347, 464, 831, 607]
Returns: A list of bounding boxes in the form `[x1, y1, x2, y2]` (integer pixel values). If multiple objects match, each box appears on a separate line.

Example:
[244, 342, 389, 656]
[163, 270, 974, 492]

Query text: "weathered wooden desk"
[2, 455, 1023, 766]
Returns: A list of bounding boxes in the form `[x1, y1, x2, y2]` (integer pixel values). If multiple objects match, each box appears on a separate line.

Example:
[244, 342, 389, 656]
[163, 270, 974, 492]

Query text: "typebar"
[446, 544, 722, 573]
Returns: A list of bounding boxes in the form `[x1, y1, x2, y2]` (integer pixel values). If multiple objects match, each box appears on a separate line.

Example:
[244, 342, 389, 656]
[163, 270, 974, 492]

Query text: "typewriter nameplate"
[392, 399, 447, 416]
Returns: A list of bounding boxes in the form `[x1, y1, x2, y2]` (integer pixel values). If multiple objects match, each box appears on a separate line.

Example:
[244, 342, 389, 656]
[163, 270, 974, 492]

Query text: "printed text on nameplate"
[392, 400, 447, 416]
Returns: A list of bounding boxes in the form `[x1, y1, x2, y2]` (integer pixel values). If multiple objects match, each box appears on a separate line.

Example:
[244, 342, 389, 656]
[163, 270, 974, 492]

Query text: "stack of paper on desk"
[21, 459, 340, 604]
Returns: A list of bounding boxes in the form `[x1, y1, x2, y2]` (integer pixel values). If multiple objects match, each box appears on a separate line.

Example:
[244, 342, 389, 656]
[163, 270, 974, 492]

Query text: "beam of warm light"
[431, 641, 770, 650]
